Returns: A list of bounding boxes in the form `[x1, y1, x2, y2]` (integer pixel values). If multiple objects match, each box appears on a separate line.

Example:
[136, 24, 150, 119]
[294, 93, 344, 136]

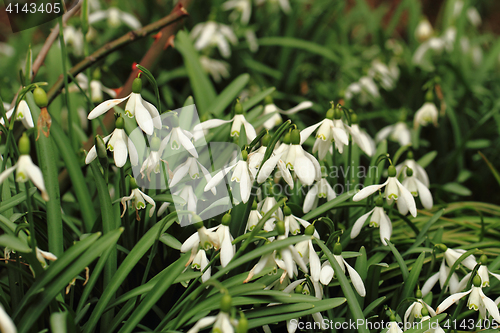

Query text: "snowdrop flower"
[88, 77, 161, 135]
[275, 220, 308, 281]
[387, 315, 403, 333]
[0, 100, 34, 129]
[85, 116, 139, 168]
[436, 275, 500, 323]
[139, 137, 166, 181]
[344, 76, 380, 104]
[466, 7, 481, 27]
[243, 249, 287, 283]
[169, 156, 214, 193]
[89, 7, 141, 30]
[181, 223, 220, 281]
[415, 18, 433, 42]
[215, 213, 236, 268]
[255, 134, 294, 189]
[245, 29, 259, 52]
[223, 0, 252, 25]
[256, 0, 291, 13]
[161, 113, 198, 158]
[199, 56, 230, 82]
[0, 133, 49, 201]
[368, 59, 400, 90]
[303, 178, 336, 213]
[36, 247, 57, 268]
[351, 196, 392, 245]
[191, 22, 237, 58]
[414, 102, 438, 129]
[191, 249, 211, 282]
[300, 105, 349, 158]
[353, 165, 417, 217]
[70, 73, 117, 103]
[457, 255, 500, 290]
[295, 225, 321, 282]
[64, 26, 84, 56]
[259, 195, 283, 222]
[281, 129, 321, 186]
[283, 206, 320, 239]
[404, 289, 436, 327]
[205, 150, 254, 203]
[194, 101, 256, 145]
[401, 167, 433, 212]
[262, 96, 313, 130]
[246, 201, 262, 232]
[420, 312, 445, 333]
[422, 245, 477, 296]
[0, 304, 16, 333]
[319, 241, 366, 297]
[187, 293, 238, 333]
[158, 185, 199, 225]
[395, 151, 430, 188]
[120, 177, 156, 220]
[375, 121, 411, 147]
[346, 114, 375, 156]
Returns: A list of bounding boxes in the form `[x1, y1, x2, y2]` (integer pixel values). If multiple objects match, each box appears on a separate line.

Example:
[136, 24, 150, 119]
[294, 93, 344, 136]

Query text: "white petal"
[280, 101, 313, 115]
[352, 180, 388, 201]
[127, 137, 138, 166]
[404, 303, 416, 327]
[320, 263, 334, 285]
[25, 157, 48, 200]
[142, 99, 162, 129]
[309, 241, 321, 282]
[397, 180, 417, 217]
[421, 272, 440, 297]
[344, 259, 366, 297]
[242, 118, 257, 143]
[479, 288, 500, 323]
[257, 153, 280, 183]
[293, 149, 315, 185]
[134, 95, 154, 135]
[112, 133, 128, 168]
[351, 209, 374, 239]
[177, 129, 198, 158]
[0, 305, 17, 333]
[187, 316, 217, 333]
[300, 120, 324, 145]
[436, 290, 472, 313]
[204, 165, 234, 192]
[378, 211, 392, 246]
[240, 166, 251, 203]
[0, 165, 17, 184]
[416, 178, 433, 209]
[303, 184, 318, 214]
[170, 160, 191, 187]
[88, 95, 130, 119]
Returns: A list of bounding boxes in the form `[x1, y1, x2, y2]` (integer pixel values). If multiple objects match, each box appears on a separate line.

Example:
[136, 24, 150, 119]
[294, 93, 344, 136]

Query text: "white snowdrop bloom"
[436, 275, 500, 323]
[0, 134, 49, 201]
[0, 100, 34, 129]
[69, 73, 117, 103]
[375, 121, 411, 147]
[415, 18, 433, 42]
[223, 0, 252, 25]
[319, 242, 366, 297]
[262, 96, 312, 130]
[246, 201, 262, 232]
[351, 197, 392, 245]
[346, 115, 375, 156]
[245, 29, 259, 52]
[138, 136, 167, 181]
[63, 26, 83, 56]
[404, 290, 436, 328]
[204, 150, 254, 203]
[0, 42, 14, 57]
[300, 105, 349, 158]
[193, 101, 256, 145]
[353, 165, 417, 217]
[255, 134, 294, 189]
[161, 115, 198, 158]
[414, 102, 438, 129]
[255, 0, 291, 13]
[457, 265, 500, 293]
[303, 178, 336, 214]
[190, 21, 237, 58]
[87, 77, 161, 135]
[36, 247, 57, 268]
[181, 224, 220, 257]
[401, 167, 433, 212]
[387, 320, 403, 333]
[395, 152, 430, 188]
[89, 7, 141, 30]
[187, 293, 238, 333]
[199, 56, 230, 82]
[344, 76, 380, 104]
[85, 117, 139, 168]
[274, 221, 308, 280]
[0, 304, 16, 333]
[368, 59, 399, 90]
[191, 249, 211, 282]
[259, 195, 284, 222]
[169, 156, 214, 193]
[283, 206, 320, 239]
[294, 226, 321, 282]
[215, 214, 235, 268]
[466, 7, 481, 27]
[120, 177, 156, 219]
[421, 245, 477, 296]
[243, 250, 287, 283]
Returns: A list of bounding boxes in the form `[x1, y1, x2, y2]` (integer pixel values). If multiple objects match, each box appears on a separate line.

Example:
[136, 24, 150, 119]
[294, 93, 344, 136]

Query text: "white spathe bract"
[88, 93, 161, 135]
[121, 188, 156, 218]
[414, 102, 438, 129]
[0, 155, 49, 201]
[350, 206, 392, 245]
[85, 129, 139, 168]
[1, 100, 34, 129]
[190, 22, 238, 58]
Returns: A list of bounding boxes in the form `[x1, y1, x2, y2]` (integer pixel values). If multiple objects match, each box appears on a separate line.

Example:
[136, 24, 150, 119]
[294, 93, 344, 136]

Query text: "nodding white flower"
[169, 157, 214, 193]
[190, 249, 211, 282]
[262, 97, 313, 130]
[415, 18, 433, 42]
[274, 222, 308, 281]
[456, 255, 500, 290]
[283, 206, 320, 239]
[0, 304, 16, 333]
[85, 117, 139, 168]
[193, 102, 256, 145]
[346, 119, 375, 156]
[255, 0, 291, 13]
[205, 150, 254, 203]
[69, 73, 117, 103]
[353, 165, 417, 217]
[120, 177, 156, 220]
[199, 56, 230, 82]
[300, 105, 349, 158]
[376, 121, 411, 147]
[294, 226, 321, 282]
[436, 275, 500, 323]
[246, 201, 262, 232]
[420, 315, 445, 333]
[187, 294, 238, 333]
[0, 134, 49, 201]
[1, 100, 34, 129]
[258, 195, 284, 222]
[190, 22, 237, 58]
[319, 242, 366, 297]
[245, 28, 259, 52]
[466, 7, 481, 27]
[89, 7, 142, 30]
[303, 178, 336, 213]
[396, 152, 430, 188]
[404, 291, 436, 328]
[215, 214, 235, 268]
[344, 76, 380, 104]
[351, 197, 392, 245]
[244, 250, 288, 283]
[161, 115, 198, 158]
[368, 59, 400, 91]
[63, 26, 84, 56]
[223, 0, 252, 25]
[387, 320, 403, 333]
[181, 225, 220, 279]
[401, 167, 433, 212]
[36, 247, 57, 268]
[422, 245, 477, 296]
[255, 136, 294, 189]
[139, 138, 166, 181]
[414, 102, 438, 129]
[87, 77, 161, 136]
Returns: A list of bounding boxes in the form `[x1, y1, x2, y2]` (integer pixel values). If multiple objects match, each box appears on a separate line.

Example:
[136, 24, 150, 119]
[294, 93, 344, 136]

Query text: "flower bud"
[115, 116, 125, 129]
[129, 176, 139, 190]
[237, 313, 248, 333]
[222, 213, 232, 226]
[437, 244, 448, 252]
[33, 87, 48, 108]
[276, 220, 286, 236]
[304, 224, 315, 236]
[132, 77, 142, 94]
[473, 274, 481, 287]
[19, 133, 30, 155]
[150, 136, 161, 151]
[261, 133, 271, 147]
[388, 165, 397, 177]
[234, 100, 243, 115]
[290, 129, 301, 145]
[95, 135, 107, 159]
[406, 167, 413, 177]
[283, 206, 292, 216]
[220, 293, 232, 313]
[333, 242, 342, 255]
